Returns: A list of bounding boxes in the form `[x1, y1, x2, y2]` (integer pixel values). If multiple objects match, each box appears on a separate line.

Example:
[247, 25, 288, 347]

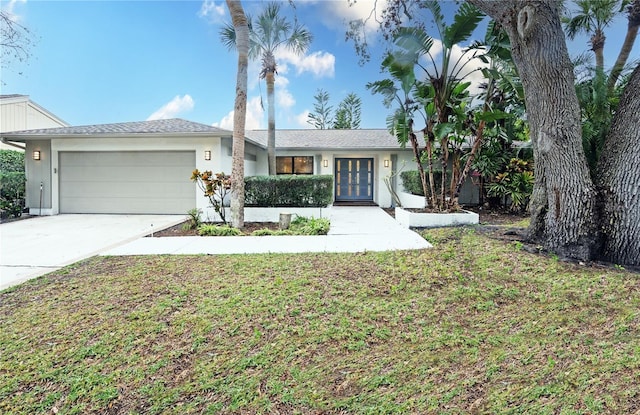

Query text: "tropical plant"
[289, 216, 330, 235]
[221, 1, 313, 175]
[368, 1, 506, 211]
[563, 0, 619, 72]
[486, 158, 534, 212]
[182, 208, 203, 231]
[562, 0, 640, 92]
[197, 224, 243, 236]
[190, 170, 232, 224]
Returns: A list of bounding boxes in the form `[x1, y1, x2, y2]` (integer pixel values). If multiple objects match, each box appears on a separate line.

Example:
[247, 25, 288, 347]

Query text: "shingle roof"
[245, 129, 424, 150]
[0, 94, 28, 100]
[1, 118, 231, 137]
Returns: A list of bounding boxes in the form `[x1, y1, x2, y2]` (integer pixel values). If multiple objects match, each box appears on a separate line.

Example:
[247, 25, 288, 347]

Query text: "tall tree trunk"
[266, 70, 276, 175]
[608, 0, 640, 92]
[469, 0, 598, 260]
[596, 64, 640, 266]
[591, 30, 605, 74]
[226, 0, 248, 229]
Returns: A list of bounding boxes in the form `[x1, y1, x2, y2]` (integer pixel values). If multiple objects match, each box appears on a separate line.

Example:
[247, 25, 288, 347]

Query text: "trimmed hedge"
[245, 175, 333, 207]
[0, 150, 25, 219]
[400, 170, 442, 196]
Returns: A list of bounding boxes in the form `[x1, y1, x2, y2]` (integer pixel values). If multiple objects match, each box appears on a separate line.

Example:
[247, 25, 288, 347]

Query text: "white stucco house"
[0, 95, 69, 151]
[0, 118, 479, 217]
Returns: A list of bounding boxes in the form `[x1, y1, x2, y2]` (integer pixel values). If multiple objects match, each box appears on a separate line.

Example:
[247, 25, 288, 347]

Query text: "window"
[276, 156, 314, 175]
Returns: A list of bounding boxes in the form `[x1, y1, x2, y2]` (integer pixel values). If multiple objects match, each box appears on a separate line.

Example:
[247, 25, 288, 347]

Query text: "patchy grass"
[1, 227, 639, 414]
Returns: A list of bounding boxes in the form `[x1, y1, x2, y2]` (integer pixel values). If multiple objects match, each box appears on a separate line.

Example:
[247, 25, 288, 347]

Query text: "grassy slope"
[1, 227, 639, 414]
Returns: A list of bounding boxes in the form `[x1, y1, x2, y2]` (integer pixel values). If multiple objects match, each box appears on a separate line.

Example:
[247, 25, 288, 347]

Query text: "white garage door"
[59, 151, 196, 214]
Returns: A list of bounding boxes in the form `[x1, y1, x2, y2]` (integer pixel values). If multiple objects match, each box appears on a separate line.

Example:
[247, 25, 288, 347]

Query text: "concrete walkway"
[1, 208, 430, 290]
[0, 214, 183, 290]
[102, 206, 431, 256]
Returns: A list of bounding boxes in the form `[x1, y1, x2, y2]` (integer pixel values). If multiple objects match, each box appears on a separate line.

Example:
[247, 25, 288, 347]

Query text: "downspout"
[0, 137, 26, 150]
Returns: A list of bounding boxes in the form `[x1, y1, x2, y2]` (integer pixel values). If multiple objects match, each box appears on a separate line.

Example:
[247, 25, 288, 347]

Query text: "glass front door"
[335, 158, 374, 201]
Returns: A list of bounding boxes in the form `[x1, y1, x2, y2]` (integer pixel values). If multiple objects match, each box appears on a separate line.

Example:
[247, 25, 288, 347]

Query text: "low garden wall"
[395, 207, 479, 228]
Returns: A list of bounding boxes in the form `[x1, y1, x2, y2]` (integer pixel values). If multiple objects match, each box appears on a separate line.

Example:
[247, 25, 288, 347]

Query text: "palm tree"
[225, 0, 249, 228]
[608, 0, 640, 91]
[563, 0, 619, 72]
[221, 2, 312, 175]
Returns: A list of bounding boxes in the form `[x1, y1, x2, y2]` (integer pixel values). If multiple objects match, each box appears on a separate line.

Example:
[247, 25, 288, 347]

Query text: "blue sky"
[1, 0, 638, 130]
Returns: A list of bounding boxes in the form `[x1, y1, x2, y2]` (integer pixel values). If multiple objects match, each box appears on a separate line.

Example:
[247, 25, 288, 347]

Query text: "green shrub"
[486, 158, 534, 212]
[197, 224, 243, 236]
[0, 150, 25, 173]
[251, 229, 295, 236]
[0, 171, 26, 219]
[0, 150, 26, 219]
[244, 175, 332, 207]
[182, 208, 202, 230]
[289, 216, 330, 235]
[400, 170, 442, 196]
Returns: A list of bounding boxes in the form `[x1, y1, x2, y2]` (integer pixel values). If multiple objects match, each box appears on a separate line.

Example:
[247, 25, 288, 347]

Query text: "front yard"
[1, 225, 638, 414]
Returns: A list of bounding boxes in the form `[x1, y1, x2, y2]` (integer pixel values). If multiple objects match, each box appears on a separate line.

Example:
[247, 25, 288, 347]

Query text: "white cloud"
[277, 87, 295, 109]
[2, 0, 27, 22]
[316, 0, 388, 36]
[295, 110, 310, 128]
[215, 96, 264, 131]
[198, 0, 226, 24]
[276, 49, 335, 78]
[147, 95, 194, 120]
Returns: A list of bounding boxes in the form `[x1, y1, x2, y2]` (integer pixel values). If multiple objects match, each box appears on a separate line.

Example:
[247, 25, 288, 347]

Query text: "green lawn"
[1, 226, 638, 414]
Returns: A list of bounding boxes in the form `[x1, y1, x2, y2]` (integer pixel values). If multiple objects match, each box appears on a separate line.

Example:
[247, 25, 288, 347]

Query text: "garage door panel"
[63, 166, 193, 183]
[60, 151, 196, 214]
[61, 182, 195, 198]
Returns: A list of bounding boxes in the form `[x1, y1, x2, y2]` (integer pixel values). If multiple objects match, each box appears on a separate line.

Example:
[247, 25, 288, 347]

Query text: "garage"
[59, 151, 196, 214]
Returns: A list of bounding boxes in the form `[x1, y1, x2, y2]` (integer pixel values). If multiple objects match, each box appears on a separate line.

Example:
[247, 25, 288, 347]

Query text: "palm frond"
[219, 22, 238, 51]
[443, 2, 484, 48]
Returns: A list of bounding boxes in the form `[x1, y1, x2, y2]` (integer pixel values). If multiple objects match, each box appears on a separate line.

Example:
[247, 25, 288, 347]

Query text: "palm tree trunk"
[226, 0, 248, 228]
[608, 0, 640, 92]
[266, 70, 276, 175]
[591, 30, 606, 73]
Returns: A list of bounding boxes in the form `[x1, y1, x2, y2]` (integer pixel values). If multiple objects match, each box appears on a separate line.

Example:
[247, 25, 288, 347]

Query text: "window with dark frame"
[276, 156, 314, 175]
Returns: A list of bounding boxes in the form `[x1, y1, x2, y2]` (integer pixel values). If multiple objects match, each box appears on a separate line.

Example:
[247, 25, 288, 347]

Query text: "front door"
[335, 158, 374, 201]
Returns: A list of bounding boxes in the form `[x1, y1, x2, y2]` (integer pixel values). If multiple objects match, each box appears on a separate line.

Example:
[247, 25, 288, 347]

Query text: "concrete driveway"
[0, 214, 183, 290]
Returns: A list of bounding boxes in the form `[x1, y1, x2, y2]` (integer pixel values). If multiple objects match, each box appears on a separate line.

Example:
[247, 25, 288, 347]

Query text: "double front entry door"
[334, 158, 374, 202]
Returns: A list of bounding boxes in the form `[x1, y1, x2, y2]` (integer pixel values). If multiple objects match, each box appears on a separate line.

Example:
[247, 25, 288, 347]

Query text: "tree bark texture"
[226, 0, 248, 228]
[266, 71, 276, 175]
[469, 0, 598, 260]
[596, 64, 640, 266]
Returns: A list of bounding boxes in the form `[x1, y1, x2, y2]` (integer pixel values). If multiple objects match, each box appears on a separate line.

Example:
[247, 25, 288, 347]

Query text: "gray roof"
[245, 129, 422, 150]
[1, 118, 231, 138]
[0, 94, 28, 99]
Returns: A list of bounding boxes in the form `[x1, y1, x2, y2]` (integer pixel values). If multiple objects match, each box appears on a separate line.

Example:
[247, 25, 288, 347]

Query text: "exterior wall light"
[33, 150, 41, 161]
[384, 159, 390, 168]
[323, 159, 329, 168]
[204, 150, 211, 161]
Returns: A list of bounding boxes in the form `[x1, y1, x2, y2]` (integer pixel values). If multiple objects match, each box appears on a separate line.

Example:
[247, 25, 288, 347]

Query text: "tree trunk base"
[279, 213, 292, 230]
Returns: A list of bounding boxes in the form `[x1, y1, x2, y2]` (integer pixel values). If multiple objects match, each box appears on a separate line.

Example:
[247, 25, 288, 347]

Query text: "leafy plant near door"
[368, 4, 519, 211]
[190, 170, 231, 224]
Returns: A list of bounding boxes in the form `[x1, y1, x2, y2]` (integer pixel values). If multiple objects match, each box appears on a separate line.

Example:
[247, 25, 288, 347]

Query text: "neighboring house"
[0, 95, 69, 150]
[0, 118, 479, 217]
